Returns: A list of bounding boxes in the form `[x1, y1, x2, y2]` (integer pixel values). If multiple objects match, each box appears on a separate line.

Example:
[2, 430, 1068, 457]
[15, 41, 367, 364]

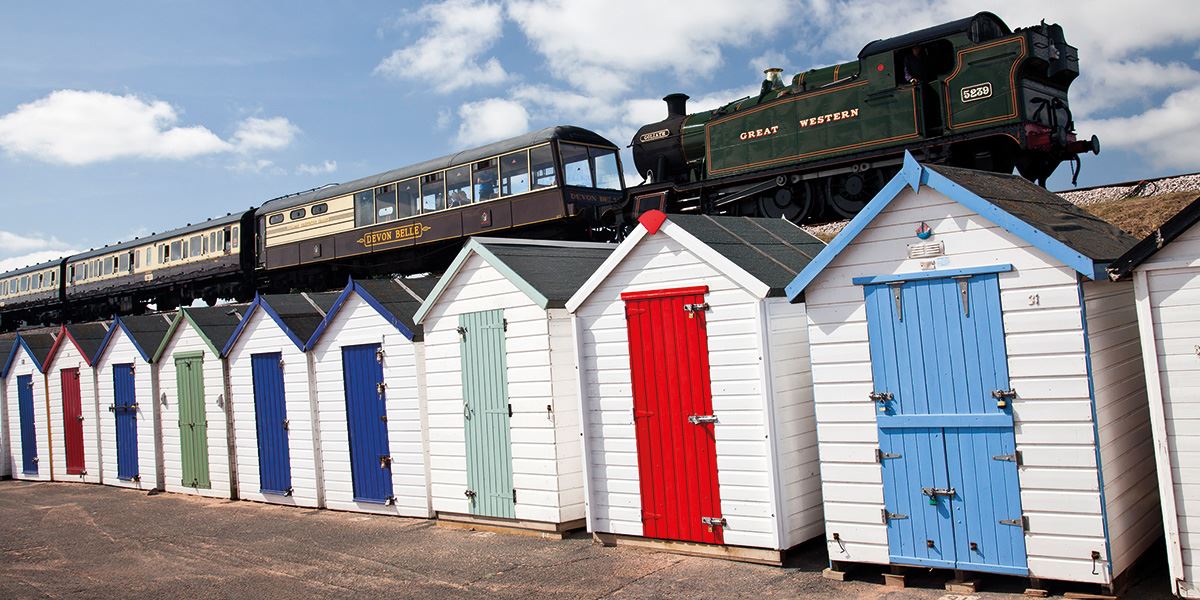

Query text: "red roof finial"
[638, 210, 668, 235]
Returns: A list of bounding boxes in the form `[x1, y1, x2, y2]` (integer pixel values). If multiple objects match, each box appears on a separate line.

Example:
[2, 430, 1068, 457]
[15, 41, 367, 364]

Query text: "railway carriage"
[0, 259, 64, 327]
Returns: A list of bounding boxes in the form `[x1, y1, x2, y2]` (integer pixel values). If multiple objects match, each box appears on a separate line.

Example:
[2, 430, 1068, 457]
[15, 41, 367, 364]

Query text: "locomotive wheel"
[826, 170, 884, 218]
[758, 181, 814, 224]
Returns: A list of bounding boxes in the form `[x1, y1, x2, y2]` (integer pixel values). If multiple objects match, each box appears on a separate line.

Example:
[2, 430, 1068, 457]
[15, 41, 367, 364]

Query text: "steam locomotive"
[627, 12, 1098, 224]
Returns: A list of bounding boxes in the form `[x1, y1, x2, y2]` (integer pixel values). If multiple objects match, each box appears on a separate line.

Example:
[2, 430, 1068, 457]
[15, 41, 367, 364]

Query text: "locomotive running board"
[711, 177, 783, 208]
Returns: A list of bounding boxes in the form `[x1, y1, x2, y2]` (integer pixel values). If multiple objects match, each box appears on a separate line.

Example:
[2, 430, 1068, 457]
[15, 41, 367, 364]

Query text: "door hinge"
[282, 419, 289, 431]
[377, 381, 387, 396]
[508, 403, 513, 417]
[379, 455, 392, 469]
[278, 358, 285, 369]
[456, 325, 467, 340]
[682, 302, 710, 318]
[502, 318, 508, 332]
[875, 448, 901, 462]
[1000, 515, 1028, 530]
[953, 275, 971, 316]
[512, 488, 517, 504]
[992, 451, 1021, 465]
[375, 348, 385, 363]
[882, 509, 908, 523]
[465, 489, 476, 499]
[284, 487, 294, 497]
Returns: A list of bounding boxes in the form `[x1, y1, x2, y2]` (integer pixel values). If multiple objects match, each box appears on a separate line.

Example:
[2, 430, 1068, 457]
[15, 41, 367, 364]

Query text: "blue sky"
[1, 0, 1197, 270]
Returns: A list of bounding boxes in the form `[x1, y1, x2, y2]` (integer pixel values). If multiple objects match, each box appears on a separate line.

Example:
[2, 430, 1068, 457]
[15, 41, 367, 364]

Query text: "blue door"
[866, 273, 1027, 576]
[341, 344, 393, 504]
[252, 353, 292, 495]
[17, 374, 37, 474]
[112, 364, 140, 480]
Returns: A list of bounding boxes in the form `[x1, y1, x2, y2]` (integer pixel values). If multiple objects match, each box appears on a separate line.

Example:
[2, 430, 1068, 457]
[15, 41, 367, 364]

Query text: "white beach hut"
[785, 155, 1157, 591]
[44, 322, 108, 484]
[413, 238, 614, 535]
[1108, 196, 1200, 597]
[93, 313, 174, 490]
[2, 329, 55, 481]
[222, 292, 339, 508]
[0, 333, 16, 478]
[152, 305, 246, 499]
[565, 211, 826, 563]
[307, 277, 434, 517]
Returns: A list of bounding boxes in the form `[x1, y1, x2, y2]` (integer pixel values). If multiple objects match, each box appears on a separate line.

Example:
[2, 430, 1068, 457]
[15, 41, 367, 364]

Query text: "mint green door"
[176, 353, 211, 488]
[460, 309, 515, 519]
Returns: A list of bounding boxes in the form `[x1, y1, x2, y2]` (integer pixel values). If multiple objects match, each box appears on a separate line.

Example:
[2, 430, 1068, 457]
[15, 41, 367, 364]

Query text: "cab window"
[591, 147, 622, 190]
[446, 166, 472, 207]
[354, 190, 374, 227]
[530, 145, 556, 189]
[397, 179, 419, 219]
[375, 184, 398, 222]
[421, 173, 445, 212]
[500, 150, 530, 196]
[561, 143, 592, 187]
[473, 159, 499, 201]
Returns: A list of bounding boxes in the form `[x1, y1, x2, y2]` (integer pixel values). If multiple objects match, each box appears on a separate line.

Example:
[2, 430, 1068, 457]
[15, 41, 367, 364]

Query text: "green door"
[176, 353, 211, 488]
[460, 309, 515, 519]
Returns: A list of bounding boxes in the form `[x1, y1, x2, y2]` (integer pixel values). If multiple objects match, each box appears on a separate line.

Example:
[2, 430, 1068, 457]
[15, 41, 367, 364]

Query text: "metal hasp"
[1000, 516, 1028, 530]
[889, 283, 903, 320]
[701, 516, 727, 531]
[869, 391, 893, 403]
[464, 489, 476, 498]
[883, 510, 909, 523]
[687, 414, 718, 425]
[379, 455, 392, 469]
[992, 452, 1021, 465]
[921, 487, 956, 498]
[991, 388, 1017, 408]
[682, 302, 709, 318]
[954, 275, 971, 316]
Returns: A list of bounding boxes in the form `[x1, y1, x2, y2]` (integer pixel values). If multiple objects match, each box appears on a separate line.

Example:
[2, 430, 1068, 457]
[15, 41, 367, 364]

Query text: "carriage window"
[171, 240, 182, 261]
[231, 226, 239, 248]
[103, 259, 113, 275]
[311, 203, 328, 215]
[217, 229, 226, 252]
[354, 190, 374, 227]
[289, 208, 306, 220]
[561, 143, 592, 187]
[209, 232, 217, 252]
[375, 184, 398, 222]
[50, 270, 56, 284]
[446, 166, 472, 207]
[190, 236, 202, 257]
[146, 248, 153, 266]
[396, 178, 419, 219]
[473, 159, 499, 202]
[500, 151, 530, 196]
[202, 236, 209, 254]
[20, 276, 28, 292]
[119, 253, 130, 272]
[530, 144, 556, 189]
[421, 173, 445, 212]
[32, 275, 40, 290]
[591, 148, 622, 190]
[268, 214, 284, 225]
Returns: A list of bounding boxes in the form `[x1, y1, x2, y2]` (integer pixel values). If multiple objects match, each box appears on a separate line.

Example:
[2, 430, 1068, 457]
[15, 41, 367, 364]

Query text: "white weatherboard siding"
[574, 233, 822, 550]
[0, 375, 8, 478]
[804, 186, 1117, 584]
[311, 293, 429, 517]
[423, 254, 583, 524]
[227, 311, 319, 508]
[46, 341, 102, 483]
[1083, 280, 1158, 574]
[5, 349, 49, 481]
[158, 321, 233, 499]
[1134, 223, 1200, 597]
[95, 328, 160, 490]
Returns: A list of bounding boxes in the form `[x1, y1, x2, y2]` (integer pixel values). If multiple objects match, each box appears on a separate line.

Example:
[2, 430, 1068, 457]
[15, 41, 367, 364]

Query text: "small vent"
[907, 241, 945, 259]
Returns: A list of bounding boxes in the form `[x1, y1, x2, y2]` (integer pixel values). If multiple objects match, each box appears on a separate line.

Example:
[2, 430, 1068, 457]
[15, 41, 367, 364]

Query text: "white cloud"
[506, 0, 793, 96]
[0, 230, 77, 273]
[1080, 85, 1200, 170]
[0, 90, 299, 166]
[231, 116, 299, 152]
[0, 230, 70, 256]
[228, 158, 285, 175]
[375, 0, 508, 93]
[455, 98, 529, 146]
[0, 250, 76, 273]
[296, 160, 338, 175]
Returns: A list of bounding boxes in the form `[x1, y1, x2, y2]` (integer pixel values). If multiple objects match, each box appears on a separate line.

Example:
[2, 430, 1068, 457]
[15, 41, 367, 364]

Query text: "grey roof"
[70, 212, 244, 262]
[1108, 195, 1200, 280]
[257, 126, 615, 214]
[20, 330, 58, 367]
[479, 240, 616, 306]
[928, 164, 1139, 262]
[260, 293, 339, 344]
[667, 215, 826, 296]
[183, 304, 248, 352]
[0, 257, 64, 278]
[0, 334, 15, 369]
[65, 322, 109, 363]
[356, 278, 434, 338]
[122, 313, 175, 360]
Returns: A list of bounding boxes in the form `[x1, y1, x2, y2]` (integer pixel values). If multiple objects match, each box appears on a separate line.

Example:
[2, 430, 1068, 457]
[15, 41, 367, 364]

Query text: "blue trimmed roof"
[2, 330, 56, 377]
[306, 277, 431, 349]
[785, 153, 1138, 301]
[223, 292, 340, 356]
[95, 313, 175, 364]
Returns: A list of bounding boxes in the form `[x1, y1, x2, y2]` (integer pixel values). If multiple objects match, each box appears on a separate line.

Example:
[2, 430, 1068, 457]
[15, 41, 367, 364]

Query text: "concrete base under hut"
[815, 560, 1134, 598]
[591, 532, 790, 566]
[435, 512, 585, 539]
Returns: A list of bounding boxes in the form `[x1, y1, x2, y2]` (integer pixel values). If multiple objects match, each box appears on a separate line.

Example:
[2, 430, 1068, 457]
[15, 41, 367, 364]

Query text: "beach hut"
[44, 322, 108, 483]
[93, 313, 174, 490]
[1108, 196, 1200, 597]
[2, 329, 55, 480]
[784, 155, 1157, 590]
[153, 305, 246, 499]
[223, 292, 339, 508]
[413, 238, 614, 535]
[308, 277, 434, 516]
[0, 333, 16, 478]
[565, 211, 826, 563]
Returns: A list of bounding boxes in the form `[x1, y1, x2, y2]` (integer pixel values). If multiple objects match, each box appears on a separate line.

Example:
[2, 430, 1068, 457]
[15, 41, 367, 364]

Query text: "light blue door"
[866, 273, 1027, 576]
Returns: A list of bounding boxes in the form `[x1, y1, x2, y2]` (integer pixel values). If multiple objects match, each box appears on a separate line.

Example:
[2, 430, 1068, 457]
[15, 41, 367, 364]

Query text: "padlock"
[997, 399, 1007, 408]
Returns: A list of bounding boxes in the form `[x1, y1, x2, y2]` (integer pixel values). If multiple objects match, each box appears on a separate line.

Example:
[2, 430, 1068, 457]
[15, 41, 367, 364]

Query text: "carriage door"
[61, 368, 86, 475]
[17, 374, 37, 474]
[252, 353, 292, 495]
[341, 343, 393, 504]
[623, 286, 724, 545]
[175, 354, 211, 488]
[865, 273, 1027, 576]
[460, 309, 515, 519]
[112, 364, 140, 480]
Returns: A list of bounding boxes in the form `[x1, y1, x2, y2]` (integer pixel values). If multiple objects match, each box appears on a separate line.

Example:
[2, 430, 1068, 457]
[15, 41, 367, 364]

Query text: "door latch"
[1000, 516, 1028, 530]
[687, 414, 718, 425]
[992, 451, 1021, 465]
[456, 325, 467, 340]
[375, 348, 385, 363]
[377, 382, 387, 396]
[991, 388, 1017, 408]
[882, 509, 908, 523]
[464, 489, 476, 499]
[701, 516, 726, 532]
[379, 455, 392, 469]
[76, 414, 84, 422]
[682, 302, 709, 318]
[868, 391, 893, 403]
[282, 419, 290, 431]
[921, 487, 956, 504]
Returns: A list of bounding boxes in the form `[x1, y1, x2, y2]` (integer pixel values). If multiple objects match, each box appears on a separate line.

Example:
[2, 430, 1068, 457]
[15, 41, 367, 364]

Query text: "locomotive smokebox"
[664, 93, 689, 117]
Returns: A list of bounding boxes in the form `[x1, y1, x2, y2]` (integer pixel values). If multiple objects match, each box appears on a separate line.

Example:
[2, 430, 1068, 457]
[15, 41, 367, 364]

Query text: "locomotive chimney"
[664, 93, 689, 117]
[764, 68, 784, 89]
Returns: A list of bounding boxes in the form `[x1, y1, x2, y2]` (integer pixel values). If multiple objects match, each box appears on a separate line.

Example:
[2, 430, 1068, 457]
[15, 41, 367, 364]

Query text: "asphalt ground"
[0, 480, 1175, 599]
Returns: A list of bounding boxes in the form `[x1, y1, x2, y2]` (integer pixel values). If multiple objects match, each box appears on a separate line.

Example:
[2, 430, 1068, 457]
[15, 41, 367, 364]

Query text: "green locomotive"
[629, 12, 1099, 222]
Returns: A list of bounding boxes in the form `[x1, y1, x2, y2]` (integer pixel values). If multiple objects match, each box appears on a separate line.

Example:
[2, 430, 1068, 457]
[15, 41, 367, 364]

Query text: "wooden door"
[112, 364, 139, 481]
[341, 343, 393, 504]
[251, 353, 292, 495]
[176, 354, 211, 488]
[17, 374, 37, 475]
[460, 309, 515, 519]
[623, 286, 724, 544]
[61, 368, 86, 475]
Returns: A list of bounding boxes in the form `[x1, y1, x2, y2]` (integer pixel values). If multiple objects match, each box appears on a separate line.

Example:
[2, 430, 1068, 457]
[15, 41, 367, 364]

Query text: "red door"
[61, 368, 86, 475]
[623, 285, 724, 545]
